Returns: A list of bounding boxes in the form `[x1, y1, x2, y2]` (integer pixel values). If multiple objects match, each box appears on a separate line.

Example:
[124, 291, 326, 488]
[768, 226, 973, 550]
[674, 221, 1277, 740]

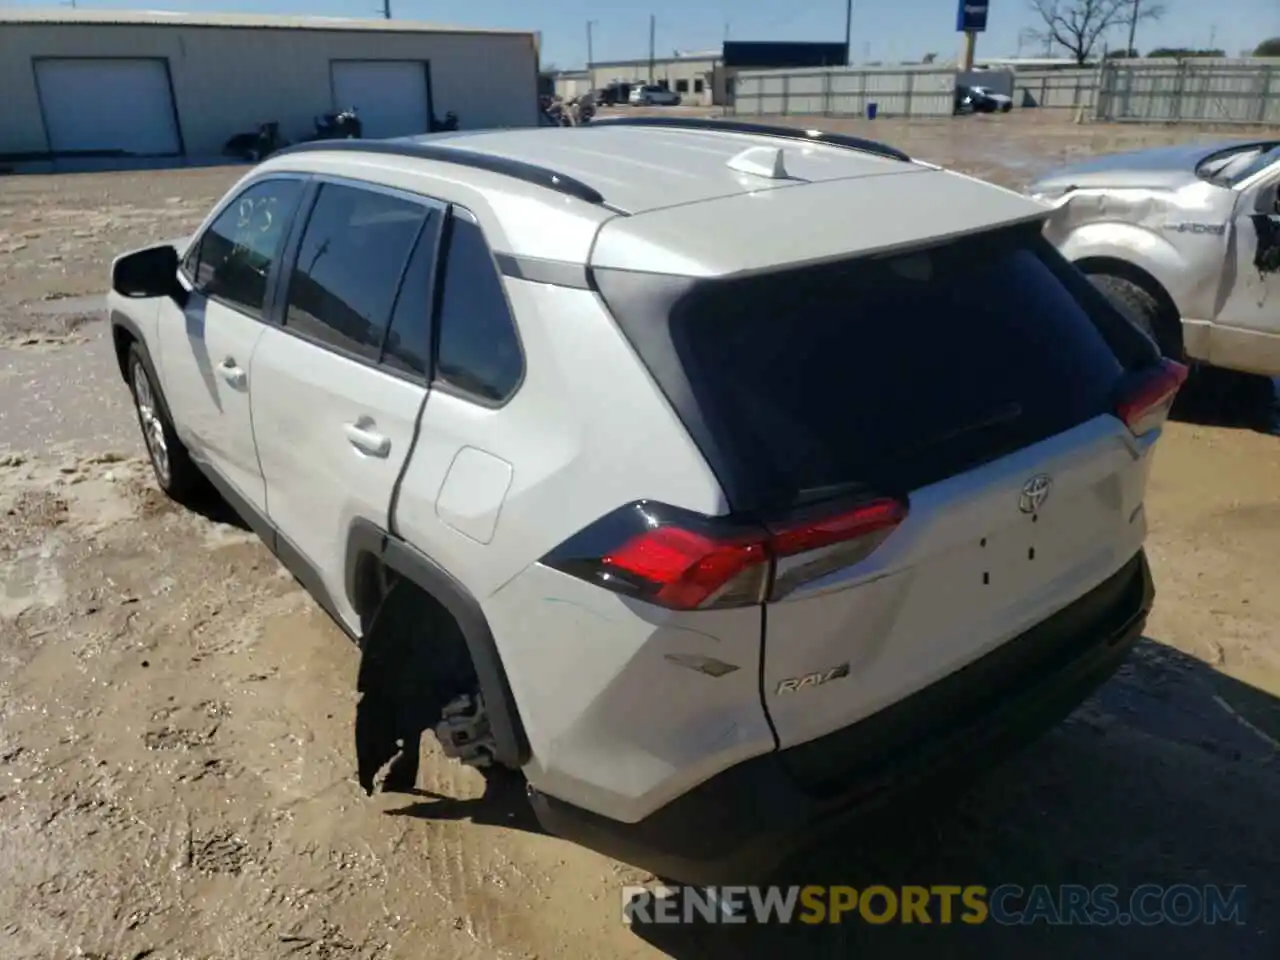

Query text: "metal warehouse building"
[0, 9, 540, 167]
[575, 53, 723, 106]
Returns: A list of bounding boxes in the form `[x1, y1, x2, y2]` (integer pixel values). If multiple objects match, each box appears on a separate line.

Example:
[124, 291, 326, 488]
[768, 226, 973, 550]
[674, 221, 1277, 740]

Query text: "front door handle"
[344, 421, 391, 458]
[217, 356, 247, 389]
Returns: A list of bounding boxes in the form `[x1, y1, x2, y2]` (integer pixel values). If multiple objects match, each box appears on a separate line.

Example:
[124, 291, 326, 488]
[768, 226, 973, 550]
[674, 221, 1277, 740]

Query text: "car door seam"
[252, 177, 319, 521]
[387, 203, 449, 539]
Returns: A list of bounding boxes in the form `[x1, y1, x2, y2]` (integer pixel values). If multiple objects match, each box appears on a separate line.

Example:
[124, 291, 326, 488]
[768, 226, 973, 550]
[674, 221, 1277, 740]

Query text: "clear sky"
[11, 0, 1280, 69]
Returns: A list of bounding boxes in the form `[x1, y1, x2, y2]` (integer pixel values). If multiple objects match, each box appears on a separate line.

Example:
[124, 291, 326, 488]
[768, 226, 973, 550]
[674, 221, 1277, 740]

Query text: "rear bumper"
[529, 549, 1154, 885]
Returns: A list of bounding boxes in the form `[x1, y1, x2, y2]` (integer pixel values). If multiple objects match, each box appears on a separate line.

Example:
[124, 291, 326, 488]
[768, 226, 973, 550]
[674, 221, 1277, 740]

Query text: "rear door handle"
[345, 421, 391, 458]
[217, 356, 247, 389]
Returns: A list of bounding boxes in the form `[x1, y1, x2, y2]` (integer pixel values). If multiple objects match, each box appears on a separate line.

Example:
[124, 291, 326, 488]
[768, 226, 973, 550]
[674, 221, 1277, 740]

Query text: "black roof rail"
[268, 138, 607, 206]
[589, 116, 912, 164]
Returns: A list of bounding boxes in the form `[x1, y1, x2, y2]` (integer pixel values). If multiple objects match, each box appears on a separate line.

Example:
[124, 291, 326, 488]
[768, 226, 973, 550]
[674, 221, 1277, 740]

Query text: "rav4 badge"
[776, 663, 851, 694]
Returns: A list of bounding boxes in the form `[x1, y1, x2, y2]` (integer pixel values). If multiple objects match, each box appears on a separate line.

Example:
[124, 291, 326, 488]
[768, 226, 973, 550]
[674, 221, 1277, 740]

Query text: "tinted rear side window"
[284, 183, 428, 360]
[600, 228, 1136, 510]
[433, 217, 523, 404]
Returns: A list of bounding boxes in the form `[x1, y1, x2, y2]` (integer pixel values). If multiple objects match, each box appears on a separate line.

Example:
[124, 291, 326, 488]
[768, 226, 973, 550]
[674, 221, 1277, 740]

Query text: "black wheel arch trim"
[114, 318, 172, 427]
[345, 517, 531, 769]
[112, 309, 204, 455]
[110, 309, 146, 382]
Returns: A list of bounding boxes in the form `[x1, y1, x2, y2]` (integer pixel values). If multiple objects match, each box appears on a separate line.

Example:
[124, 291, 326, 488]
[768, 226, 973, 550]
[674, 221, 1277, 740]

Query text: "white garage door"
[331, 61, 430, 139]
[35, 58, 181, 156]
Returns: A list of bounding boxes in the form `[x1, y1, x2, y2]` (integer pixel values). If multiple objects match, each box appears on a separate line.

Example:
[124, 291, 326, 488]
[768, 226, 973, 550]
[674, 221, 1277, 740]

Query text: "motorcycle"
[221, 121, 286, 163]
[308, 107, 363, 141]
[540, 95, 571, 126]
[430, 110, 460, 133]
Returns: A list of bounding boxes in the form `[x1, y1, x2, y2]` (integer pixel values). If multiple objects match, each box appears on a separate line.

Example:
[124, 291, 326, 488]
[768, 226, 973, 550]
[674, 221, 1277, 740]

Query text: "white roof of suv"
[260, 118, 1047, 277]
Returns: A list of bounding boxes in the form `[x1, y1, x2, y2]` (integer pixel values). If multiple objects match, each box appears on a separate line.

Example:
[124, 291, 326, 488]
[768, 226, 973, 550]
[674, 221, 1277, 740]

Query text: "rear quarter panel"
[390, 281, 777, 818]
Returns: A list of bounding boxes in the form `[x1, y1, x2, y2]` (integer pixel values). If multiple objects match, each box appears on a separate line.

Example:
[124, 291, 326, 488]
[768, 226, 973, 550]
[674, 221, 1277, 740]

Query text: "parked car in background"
[1029, 139, 1280, 377]
[595, 81, 633, 106]
[629, 84, 681, 106]
[967, 85, 1013, 113]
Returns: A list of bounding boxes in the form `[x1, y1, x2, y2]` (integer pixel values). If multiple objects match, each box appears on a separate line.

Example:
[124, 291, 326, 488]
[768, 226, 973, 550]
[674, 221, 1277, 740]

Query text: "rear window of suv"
[596, 225, 1155, 511]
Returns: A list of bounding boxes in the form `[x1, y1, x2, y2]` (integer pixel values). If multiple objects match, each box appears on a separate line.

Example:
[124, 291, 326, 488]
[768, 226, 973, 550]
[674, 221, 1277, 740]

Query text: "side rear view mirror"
[111, 244, 187, 305]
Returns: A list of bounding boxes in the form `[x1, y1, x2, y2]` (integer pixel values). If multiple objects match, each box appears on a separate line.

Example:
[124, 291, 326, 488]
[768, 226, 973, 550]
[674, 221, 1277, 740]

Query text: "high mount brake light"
[542, 498, 908, 611]
[1116, 359, 1188, 436]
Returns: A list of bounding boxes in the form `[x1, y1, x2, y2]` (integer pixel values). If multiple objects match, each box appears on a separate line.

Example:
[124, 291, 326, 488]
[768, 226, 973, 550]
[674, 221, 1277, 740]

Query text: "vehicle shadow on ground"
[629, 638, 1280, 959]
[1173, 367, 1279, 435]
[383, 774, 545, 833]
[191, 483, 252, 531]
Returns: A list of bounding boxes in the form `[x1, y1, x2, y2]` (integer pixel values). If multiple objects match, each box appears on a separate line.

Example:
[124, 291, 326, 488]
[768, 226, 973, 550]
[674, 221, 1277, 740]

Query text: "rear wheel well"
[111, 323, 137, 382]
[1074, 256, 1184, 358]
[344, 523, 530, 768]
[351, 552, 476, 687]
[351, 548, 392, 637]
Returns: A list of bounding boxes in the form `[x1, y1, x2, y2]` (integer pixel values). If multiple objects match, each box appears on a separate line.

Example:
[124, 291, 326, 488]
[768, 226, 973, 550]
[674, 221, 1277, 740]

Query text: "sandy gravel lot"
[1, 112, 1278, 959]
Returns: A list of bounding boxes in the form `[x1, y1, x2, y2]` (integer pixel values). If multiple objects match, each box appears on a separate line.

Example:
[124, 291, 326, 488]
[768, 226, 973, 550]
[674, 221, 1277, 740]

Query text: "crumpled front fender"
[1041, 194, 1218, 318]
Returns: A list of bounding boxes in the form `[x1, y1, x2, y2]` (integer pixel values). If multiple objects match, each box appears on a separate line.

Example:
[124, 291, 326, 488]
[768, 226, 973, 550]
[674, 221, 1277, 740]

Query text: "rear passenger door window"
[431, 211, 524, 404]
[284, 182, 434, 361]
[379, 221, 442, 380]
[187, 178, 304, 318]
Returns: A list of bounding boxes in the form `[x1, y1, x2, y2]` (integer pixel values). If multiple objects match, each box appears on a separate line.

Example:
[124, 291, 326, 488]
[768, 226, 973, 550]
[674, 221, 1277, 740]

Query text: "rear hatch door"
[598, 224, 1164, 770]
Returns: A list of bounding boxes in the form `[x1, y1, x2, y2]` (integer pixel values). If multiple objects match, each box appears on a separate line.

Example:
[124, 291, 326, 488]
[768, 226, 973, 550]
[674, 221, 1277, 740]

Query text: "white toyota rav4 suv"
[108, 117, 1183, 884]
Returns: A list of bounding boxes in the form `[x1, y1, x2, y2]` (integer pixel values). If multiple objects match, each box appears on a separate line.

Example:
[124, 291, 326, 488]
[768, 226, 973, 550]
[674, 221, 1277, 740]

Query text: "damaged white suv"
[108, 117, 1181, 884]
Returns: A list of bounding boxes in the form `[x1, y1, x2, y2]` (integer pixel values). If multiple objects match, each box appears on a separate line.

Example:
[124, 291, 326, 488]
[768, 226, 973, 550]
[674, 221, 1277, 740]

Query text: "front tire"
[1086, 273, 1180, 359]
[128, 343, 204, 504]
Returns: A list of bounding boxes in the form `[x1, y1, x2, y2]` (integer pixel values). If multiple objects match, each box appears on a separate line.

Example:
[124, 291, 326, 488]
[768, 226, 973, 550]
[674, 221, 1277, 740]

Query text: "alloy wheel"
[132, 361, 170, 487]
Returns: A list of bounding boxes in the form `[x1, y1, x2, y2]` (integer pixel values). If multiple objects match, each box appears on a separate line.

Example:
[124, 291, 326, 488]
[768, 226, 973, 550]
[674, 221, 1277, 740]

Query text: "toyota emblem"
[1018, 474, 1052, 514]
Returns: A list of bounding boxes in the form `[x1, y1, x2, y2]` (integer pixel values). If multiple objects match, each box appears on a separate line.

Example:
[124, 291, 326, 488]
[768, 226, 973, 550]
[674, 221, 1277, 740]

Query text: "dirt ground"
[1, 112, 1279, 959]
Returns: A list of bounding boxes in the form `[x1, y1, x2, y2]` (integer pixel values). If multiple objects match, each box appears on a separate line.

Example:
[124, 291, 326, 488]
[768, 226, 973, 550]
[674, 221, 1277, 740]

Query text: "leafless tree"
[1028, 0, 1165, 65]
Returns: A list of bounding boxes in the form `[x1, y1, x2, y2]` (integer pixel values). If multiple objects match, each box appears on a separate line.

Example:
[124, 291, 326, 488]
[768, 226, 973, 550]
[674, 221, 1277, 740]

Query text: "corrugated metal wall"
[1096, 60, 1280, 124]
[0, 22, 539, 159]
[1014, 69, 1099, 110]
[730, 67, 957, 118]
[1014, 60, 1280, 122]
[725, 60, 1280, 125]
[553, 74, 591, 100]
[587, 60, 717, 106]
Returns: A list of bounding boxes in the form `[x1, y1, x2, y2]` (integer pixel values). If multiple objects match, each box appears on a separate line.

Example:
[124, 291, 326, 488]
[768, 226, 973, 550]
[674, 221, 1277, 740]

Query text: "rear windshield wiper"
[787, 480, 875, 508]
[865, 403, 1026, 477]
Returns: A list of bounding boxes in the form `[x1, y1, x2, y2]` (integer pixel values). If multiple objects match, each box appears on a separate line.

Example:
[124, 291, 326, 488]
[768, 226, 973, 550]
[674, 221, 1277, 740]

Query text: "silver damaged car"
[1028, 140, 1280, 378]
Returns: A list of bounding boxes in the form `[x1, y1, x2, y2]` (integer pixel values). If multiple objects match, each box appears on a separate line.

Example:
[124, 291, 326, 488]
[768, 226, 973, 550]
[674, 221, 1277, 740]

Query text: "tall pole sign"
[956, 0, 989, 31]
[956, 0, 989, 71]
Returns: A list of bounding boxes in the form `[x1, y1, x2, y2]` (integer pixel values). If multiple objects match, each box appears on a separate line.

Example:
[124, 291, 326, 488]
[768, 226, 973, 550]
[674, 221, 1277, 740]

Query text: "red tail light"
[769, 499, 907, 556]
[1116, 359, 1188, 435]
[603, 527, 769, 610]
[543, 497, 908, 611]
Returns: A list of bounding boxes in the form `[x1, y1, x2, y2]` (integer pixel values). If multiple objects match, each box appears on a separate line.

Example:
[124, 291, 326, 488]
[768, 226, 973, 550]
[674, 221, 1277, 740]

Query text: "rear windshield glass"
[604, 228, 1143, 510]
